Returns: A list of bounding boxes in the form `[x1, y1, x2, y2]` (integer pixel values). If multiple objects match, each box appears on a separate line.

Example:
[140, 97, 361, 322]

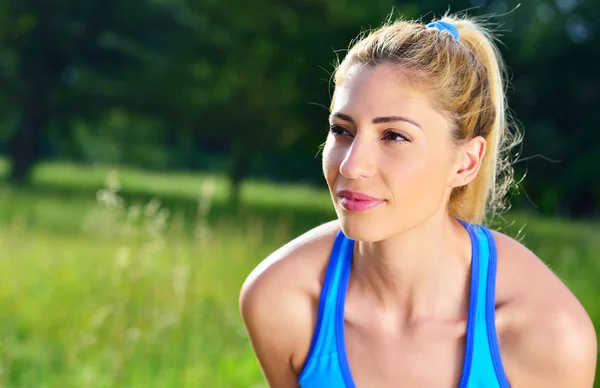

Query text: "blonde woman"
[239, 12, 597, 388]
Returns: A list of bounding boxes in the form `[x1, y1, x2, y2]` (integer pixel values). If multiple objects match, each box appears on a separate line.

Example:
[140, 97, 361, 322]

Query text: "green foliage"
[0, 0, 598, 213]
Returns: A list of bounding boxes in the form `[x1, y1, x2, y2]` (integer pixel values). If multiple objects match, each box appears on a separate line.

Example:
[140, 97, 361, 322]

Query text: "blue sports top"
[298, 220, 510, 387]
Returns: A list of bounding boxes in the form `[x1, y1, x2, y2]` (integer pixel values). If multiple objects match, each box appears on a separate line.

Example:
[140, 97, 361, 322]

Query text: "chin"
[336, 212, 389, 243]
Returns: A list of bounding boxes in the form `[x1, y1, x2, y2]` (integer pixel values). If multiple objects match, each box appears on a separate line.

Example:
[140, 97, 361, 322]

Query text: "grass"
[0, 160, 598, 387]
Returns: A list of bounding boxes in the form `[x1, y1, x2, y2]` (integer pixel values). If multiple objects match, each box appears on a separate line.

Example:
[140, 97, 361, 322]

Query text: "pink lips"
[336, 190, 386, 212]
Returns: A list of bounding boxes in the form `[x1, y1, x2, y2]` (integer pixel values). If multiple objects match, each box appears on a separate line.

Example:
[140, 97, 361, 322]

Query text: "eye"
[382, 129, 410, 143]
[329, 124, 352, 137]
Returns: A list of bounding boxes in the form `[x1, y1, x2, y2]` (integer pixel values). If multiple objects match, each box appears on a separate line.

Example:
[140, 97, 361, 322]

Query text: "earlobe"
[450, 136, 487, 188]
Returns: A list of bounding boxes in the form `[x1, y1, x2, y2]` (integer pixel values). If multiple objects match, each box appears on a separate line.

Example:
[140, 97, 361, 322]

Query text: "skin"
[239, 64, 597, 387]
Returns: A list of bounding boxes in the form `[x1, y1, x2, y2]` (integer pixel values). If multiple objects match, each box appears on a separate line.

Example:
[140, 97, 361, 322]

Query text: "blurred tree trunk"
[6, 2, 52, 183]
[8, 85, 48, 182]
[228, 139, 252, 209]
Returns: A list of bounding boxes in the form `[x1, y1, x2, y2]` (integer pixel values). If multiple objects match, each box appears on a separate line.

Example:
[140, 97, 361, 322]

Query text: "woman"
[239, 13, 597, 388]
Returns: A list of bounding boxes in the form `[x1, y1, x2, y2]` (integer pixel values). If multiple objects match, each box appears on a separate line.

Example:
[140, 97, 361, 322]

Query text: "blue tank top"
[298, 220, 510, 387]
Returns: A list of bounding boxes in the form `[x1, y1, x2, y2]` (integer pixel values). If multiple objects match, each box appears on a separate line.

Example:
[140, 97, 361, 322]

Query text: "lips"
[336, 190, 386, 212]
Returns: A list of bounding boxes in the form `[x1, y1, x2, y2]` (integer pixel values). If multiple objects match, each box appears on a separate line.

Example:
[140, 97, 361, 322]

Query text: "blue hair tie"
[426, 21, 459, 40]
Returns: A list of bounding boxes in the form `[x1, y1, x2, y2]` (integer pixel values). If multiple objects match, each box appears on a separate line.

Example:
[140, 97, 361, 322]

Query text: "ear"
[448, 136, 487, 188]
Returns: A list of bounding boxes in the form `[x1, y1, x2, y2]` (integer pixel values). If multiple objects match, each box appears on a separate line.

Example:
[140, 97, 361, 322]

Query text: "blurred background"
[0, 0, 598, 386]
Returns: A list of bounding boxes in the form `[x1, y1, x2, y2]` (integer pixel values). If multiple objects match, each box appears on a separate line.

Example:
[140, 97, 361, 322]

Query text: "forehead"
[332, 64, 434, 118]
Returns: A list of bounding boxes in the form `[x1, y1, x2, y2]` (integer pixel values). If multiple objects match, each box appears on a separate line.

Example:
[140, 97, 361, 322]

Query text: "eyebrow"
[330, 112, 422, 130]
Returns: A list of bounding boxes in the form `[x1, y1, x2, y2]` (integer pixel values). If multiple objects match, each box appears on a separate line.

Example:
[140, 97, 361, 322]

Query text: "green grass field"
[0, 160, 598, 387]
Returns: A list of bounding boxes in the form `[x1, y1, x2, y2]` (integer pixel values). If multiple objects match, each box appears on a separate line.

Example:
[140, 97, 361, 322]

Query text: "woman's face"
[323, 63, 468, 242]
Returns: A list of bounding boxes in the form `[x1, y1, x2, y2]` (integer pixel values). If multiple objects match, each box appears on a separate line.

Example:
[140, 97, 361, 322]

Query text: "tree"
[0, 0, 193, 181]
[184, 0, 404, 205]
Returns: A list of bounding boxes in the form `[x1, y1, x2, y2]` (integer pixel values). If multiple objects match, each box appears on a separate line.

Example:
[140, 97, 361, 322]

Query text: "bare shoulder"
[239, 219, 341, 384]
[492, 230, 597, 388]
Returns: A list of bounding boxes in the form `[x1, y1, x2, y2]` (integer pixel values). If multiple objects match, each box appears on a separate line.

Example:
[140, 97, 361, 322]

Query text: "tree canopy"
[0, 0, 597, 217]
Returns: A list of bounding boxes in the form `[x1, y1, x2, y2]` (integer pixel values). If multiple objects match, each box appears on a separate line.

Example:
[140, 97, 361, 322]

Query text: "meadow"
[0, 160, 598, 387]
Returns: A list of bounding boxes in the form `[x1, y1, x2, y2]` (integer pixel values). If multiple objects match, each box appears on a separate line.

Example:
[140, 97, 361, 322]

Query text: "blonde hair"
[330, 12, 522, 225]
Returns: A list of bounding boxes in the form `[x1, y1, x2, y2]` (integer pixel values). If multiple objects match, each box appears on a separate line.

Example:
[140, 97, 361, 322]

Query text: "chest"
[344, 317, 469, 388]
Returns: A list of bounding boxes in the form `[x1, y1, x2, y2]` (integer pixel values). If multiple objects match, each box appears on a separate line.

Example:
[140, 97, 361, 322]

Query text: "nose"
[339, 135, 377, 179]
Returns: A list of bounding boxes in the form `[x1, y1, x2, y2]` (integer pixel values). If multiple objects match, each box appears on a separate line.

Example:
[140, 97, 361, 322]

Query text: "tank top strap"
[461, 222, 510, 388]
[299, 230, 355, 381]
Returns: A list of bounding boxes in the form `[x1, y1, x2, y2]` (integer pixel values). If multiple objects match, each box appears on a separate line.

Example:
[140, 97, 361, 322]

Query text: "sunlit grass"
[0, 169, 274, 387]
[0, 225, 270, 387]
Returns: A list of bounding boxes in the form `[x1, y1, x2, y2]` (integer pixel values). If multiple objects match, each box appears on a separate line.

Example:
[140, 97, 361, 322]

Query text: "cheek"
[322, 138, 343, 184]
[385, 141, 454, 198]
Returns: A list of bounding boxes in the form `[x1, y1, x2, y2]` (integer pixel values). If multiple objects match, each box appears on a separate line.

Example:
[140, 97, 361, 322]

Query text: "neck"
[351, 213, 472, 324]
